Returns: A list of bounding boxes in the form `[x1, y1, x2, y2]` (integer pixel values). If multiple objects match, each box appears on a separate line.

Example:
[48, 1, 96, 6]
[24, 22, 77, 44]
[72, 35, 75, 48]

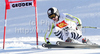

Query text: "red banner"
[5, 0, 36, 9]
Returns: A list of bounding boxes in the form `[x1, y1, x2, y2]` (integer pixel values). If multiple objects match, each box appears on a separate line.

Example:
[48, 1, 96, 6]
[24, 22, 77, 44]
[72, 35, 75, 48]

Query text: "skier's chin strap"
[58, 15, 60, 21]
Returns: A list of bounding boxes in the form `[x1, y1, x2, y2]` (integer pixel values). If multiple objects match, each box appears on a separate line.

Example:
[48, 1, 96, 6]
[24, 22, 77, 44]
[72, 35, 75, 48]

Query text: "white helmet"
[47, 7, 59, 19]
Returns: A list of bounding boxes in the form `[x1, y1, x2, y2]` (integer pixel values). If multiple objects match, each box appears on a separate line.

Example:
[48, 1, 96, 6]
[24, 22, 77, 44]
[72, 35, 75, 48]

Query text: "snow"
[0, 36, 100, 54]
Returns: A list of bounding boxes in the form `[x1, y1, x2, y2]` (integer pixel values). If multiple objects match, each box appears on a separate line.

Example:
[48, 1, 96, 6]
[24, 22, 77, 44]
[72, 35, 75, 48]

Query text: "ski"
[42, 43, 74, 48]
[42, 41, 100, 49]
[56, 41, 100, 48]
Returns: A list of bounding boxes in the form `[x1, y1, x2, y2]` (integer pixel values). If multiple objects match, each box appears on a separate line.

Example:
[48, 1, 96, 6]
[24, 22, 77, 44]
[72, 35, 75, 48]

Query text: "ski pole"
[82, 26, 100, 29]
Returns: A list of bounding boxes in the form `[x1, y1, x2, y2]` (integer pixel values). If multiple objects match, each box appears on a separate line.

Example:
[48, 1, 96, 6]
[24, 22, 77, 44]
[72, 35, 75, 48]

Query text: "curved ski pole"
[82, 26, 100, 29]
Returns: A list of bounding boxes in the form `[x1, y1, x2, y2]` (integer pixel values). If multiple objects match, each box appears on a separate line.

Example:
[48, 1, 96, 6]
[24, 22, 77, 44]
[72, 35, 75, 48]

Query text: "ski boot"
[65, 37, 74, 43]
[82, 38, 97, 45]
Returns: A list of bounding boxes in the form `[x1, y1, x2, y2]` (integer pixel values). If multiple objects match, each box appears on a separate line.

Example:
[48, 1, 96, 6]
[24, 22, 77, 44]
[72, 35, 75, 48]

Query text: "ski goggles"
[49, 14, 56, 19]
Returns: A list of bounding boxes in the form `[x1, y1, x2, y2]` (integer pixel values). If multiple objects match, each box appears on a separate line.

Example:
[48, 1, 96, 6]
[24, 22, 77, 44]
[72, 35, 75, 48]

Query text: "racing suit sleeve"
[65, 13, 82, 30]
[44, 23, 54, 44]
[65, 13, 82, 25]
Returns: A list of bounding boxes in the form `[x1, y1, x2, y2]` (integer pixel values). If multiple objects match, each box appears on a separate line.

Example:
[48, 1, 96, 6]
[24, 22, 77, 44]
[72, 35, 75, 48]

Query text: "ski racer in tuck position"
[44, 7, 93, 45]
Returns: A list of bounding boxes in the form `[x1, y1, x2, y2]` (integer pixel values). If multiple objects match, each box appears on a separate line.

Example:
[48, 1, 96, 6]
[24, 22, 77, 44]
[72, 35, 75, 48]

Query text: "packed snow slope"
[0, 36, 100, 54]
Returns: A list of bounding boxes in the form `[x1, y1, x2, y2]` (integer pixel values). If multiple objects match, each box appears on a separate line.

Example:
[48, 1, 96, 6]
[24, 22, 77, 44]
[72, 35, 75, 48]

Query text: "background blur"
[0, 0, 100, 39]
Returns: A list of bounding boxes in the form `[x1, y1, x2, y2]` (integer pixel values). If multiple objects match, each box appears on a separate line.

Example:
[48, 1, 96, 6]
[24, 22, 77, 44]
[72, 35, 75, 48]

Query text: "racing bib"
[56, 20, 68, 28]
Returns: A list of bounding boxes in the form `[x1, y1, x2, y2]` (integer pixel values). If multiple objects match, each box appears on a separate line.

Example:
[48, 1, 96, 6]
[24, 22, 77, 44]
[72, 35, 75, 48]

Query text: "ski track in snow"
[0, 36, 100, 54]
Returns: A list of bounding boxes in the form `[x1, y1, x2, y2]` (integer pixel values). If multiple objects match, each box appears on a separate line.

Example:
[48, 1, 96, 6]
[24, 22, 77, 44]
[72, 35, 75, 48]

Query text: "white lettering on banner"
[9, 0, 20, 2]
[9, 0, 33, 2]
[10, 1, 33, 9]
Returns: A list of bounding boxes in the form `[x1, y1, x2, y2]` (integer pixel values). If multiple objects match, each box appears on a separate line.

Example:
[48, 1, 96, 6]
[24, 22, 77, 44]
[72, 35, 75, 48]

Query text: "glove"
[47, 41, 51, 44]
[76, 24, 82, 30]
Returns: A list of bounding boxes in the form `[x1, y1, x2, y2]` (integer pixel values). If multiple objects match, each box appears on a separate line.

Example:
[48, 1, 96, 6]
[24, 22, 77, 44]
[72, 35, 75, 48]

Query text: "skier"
[44, 7, 92, 45]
